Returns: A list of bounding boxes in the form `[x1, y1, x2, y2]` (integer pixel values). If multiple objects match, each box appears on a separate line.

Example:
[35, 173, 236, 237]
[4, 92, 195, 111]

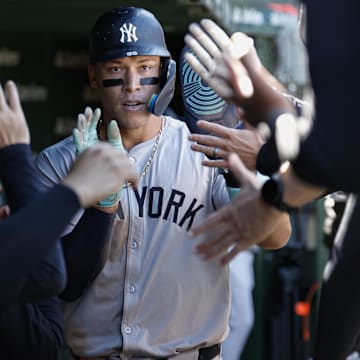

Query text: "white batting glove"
[73, 107, 100, 153]
[97, 120, 125, 208]
[72, 107, 125, 208]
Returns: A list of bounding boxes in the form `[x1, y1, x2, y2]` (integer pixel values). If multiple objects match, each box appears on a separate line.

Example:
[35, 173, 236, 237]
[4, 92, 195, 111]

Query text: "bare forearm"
[258, 164, 324, 249]
[258, 213, 291, 249]
[281, 163, 327, 208]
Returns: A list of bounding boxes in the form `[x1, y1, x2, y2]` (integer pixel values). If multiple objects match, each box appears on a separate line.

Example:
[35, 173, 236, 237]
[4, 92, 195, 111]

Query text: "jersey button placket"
[122, 190, 142, 352]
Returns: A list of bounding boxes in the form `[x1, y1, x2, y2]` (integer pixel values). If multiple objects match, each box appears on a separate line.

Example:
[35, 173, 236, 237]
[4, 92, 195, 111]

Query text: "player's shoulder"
[36, 135, 76, 167]
[39, 136, 75, 155]
[163, 115, 191, 135]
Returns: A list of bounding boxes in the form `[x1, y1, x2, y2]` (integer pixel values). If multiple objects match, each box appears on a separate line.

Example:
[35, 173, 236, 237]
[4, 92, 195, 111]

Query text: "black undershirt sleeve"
[61, 208, 115, 301]
[0, 297, 63, 360]
[0, 145, 80, 308]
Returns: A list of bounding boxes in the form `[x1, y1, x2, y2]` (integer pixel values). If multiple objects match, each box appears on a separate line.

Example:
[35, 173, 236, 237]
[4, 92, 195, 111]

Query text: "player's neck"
[100, 115, 164, 150]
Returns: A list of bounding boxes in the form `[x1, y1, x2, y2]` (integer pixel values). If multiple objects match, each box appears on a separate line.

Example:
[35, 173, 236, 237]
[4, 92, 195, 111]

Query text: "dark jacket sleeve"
[0, 144, 43, 210]
[0, 182, 80, 310]
[60, 208, 115, 301]
[0, 144, 74, 305]
[0, 297, 63, 360]
[34, 143, 117, 302]
[292, 1, 360, 192]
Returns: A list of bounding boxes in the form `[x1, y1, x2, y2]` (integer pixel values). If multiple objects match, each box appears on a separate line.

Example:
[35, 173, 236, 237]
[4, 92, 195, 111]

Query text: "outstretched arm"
[192, 153, 292, 265]
[185, 19, 294, 126]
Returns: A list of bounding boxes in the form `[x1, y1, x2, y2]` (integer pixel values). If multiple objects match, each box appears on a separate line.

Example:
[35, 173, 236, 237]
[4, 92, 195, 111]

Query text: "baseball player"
[35, 7, 289, 360]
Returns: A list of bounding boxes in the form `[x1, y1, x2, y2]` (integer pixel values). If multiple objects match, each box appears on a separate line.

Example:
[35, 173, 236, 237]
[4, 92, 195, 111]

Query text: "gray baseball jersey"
[35, 116, 231, 358]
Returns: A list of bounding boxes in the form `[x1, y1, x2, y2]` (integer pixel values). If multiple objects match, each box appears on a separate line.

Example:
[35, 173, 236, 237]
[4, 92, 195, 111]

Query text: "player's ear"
[88, 64, 98, 89]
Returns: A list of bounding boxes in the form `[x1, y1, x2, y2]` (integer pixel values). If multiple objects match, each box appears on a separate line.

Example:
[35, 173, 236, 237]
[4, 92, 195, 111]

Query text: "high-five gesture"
[192, 153, 290, 265]
[185, 19, 294, 126]
[72, 107, 128, 210]
[62, 143, 138, 208]
[184, 19, 254, 102]
[0, 81, 30, 147]
[73, 107, 101, 153]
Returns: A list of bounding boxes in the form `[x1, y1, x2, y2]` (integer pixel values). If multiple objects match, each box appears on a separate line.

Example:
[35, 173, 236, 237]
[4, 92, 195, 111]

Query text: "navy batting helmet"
[89, 7, 171, 63]
[89, 7, 176, 116]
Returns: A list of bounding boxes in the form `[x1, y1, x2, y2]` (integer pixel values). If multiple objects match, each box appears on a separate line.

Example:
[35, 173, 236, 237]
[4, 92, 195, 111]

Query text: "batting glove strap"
[97, 191, 122, 208]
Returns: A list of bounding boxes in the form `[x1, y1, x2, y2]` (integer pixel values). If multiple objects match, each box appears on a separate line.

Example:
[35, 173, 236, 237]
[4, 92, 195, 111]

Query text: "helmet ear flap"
[160, 58, 170, 87]
[148, 59, 176, 116]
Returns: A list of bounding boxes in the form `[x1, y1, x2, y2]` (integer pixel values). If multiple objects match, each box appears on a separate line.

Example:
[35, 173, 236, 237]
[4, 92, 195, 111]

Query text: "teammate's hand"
[184, 19, 294, 127]
[72, 108, 127, 209]
[73, 107, 100, 153]
[192, 153, 289, 265]
[62, 143, 138, 208]
[0, 205, 10, 219]
[0, 80, 30, 147]
[189, 119, 264, 172]
[184, 19, 254, 102]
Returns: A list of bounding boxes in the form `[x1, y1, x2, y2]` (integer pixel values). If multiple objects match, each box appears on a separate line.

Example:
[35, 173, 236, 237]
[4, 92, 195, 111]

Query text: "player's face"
[89, 55, 161, 129]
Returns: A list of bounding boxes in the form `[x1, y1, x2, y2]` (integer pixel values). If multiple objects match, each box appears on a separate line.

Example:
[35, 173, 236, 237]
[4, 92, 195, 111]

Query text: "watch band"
[261, 174, 297, 213]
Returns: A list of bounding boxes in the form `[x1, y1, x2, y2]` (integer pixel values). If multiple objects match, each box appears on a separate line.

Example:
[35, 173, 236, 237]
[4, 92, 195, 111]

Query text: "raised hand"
[72, 107, 128, 209]
[73, 107, 101, 153]
[0, 81, 30, 147]
[185, 19, 294, 126]
[184, 19, 254, 103]
[62, 142, 138, 209]
[192, 153, 289, 265]
[189, 119, 264, 171]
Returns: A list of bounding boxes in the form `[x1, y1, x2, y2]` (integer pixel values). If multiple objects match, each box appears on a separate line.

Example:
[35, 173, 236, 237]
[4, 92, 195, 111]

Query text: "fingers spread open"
[200, 19, 232, 53]
[188, 22, 221, 60]
[84, 106, 92, 123]
[191, 206, 227, 237]
[184, 36, 215, 76]
[196, 120, 232, 137]
[73, 128, 84, 153]
[0, 83, 7, 110]
[107, 120, 124, 150]
[184, 50, 213, 84]
[77, 113, 86, 131]
[90, 107, 101, 131]
[227, 153, 253, 186]
[195, 223, 233, 258]
[202, 159, 228, 169]
[224, 57, 254, 98]
[220, 240, 252, 265]
[6, 81, 21, 112]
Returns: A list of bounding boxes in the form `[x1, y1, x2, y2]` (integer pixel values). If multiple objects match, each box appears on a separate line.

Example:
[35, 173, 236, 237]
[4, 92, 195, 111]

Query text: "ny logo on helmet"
[119, 23, 138, 43]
